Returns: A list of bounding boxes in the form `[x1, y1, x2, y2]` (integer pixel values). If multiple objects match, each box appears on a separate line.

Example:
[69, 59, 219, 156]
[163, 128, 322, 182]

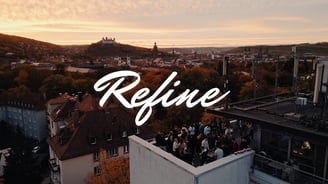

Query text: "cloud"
[1, 0, 327, 46]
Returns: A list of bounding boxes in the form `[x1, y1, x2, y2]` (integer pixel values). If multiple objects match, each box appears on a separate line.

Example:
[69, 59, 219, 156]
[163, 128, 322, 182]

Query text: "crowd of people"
[155, 118, 254, 166]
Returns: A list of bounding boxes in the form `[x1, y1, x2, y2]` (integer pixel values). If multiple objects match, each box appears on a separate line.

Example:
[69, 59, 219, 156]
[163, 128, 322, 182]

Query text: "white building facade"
[47, 94, 155, 184]
[129, 135, 255, 184]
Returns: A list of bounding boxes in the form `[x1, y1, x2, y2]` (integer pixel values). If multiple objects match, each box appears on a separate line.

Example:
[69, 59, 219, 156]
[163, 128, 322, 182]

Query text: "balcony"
[49, 158, 60, 172]
[252, 154, 328, 184]
[49, 158, 60, 184]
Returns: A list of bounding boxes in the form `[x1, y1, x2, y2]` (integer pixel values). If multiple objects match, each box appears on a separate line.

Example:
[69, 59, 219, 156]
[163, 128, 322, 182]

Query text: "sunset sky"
[1, 0, 327, 48]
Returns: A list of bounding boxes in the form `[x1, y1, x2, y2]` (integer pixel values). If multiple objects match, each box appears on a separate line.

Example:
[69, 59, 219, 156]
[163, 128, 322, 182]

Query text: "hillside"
[85, 41, 153, 57]
[225, 42, 328, 56]
[1, 33, 327, 59]
[160, 47, 233, 54]
[0, 33, 64, 59]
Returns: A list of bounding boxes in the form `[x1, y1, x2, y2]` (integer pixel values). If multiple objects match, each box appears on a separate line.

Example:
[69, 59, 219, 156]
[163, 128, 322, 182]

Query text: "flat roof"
[207, 93, 328, 143]
[129, 135, 255, 177]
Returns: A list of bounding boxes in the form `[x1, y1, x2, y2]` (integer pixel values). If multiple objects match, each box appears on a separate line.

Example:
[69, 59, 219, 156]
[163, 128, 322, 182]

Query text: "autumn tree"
[8, 84, 31, 95]
[14, 69, 29, 86]
[161, 104, 204, 129]
[5, 65, 52, 93]
[124, 68, 172, 98]
[238, 80, 256, 100]
[86, 152, 130, 184]
[238, 78, 274, 100]
[178, 67, 221, 92]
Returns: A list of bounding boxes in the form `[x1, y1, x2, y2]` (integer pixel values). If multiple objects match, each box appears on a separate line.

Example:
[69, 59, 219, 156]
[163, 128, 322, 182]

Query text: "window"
[105, 133, 112, 141]
[123, 144, 129, 154]
[88, 136, 97, 145]
[292, 139, 313, 158]
[93, 150, 100, 161]
[122, 131, 127, 138]
[107, 147, 118, 157]
[94, 166, 101, 176]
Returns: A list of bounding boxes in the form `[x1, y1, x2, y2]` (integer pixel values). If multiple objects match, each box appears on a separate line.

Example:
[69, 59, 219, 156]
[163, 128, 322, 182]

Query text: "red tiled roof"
[47, 96, 68, 105]
[1, 92, 46, 110]
[78, 94, 101, 111]
[50, 94, 101, 121]
[51, 100, 76, 122]
[48, 97, 155, 160]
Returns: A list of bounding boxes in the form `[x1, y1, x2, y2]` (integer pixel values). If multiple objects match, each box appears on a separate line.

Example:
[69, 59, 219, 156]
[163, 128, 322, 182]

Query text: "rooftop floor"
[207, 93, 328, 142]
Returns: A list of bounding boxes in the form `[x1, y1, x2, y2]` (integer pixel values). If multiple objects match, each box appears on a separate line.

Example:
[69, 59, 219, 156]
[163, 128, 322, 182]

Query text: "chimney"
[223, 56, 229, 76]
[292, 46, 298, 93]
[78, 91, 83, 102]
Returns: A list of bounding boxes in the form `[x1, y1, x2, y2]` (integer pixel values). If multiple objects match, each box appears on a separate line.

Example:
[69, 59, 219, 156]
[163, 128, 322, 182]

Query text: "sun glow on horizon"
[1, 0, 327, 48]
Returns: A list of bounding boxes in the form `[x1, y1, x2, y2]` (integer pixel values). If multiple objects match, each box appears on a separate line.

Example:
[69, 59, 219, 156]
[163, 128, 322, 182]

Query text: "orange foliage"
[14, 69, 28, 85]
[86, 152, 130, 184]
[201, 112, 223, 125]
[123, 68, 172, 99]
[238, 80, 255, 100]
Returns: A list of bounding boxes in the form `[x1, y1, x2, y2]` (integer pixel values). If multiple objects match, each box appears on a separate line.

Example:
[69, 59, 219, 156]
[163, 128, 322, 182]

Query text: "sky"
[1, 0, 328, 48]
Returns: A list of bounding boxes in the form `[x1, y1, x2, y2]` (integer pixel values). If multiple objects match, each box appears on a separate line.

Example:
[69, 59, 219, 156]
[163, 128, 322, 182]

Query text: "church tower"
[152, 42, 158, 58]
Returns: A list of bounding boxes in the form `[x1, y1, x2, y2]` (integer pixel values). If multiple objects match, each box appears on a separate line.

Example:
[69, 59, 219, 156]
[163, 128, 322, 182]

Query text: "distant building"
[152, 42, 158, 58]
[47, 94, 155, 184]
[0, 93, 47, 141]
[65, 66, 96, 73]
[101, 37, 116, 45]
[30, 62, 55, 70]
[208, 93, 328, 183]
[204, 56, 328, 183]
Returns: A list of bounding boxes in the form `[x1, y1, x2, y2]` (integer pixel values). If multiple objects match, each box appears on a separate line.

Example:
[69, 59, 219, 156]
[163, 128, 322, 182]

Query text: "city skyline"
[1, 0, 328, 48]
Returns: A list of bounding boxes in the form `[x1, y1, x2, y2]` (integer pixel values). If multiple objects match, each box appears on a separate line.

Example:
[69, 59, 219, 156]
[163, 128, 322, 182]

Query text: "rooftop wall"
[129, 135, 254, 184]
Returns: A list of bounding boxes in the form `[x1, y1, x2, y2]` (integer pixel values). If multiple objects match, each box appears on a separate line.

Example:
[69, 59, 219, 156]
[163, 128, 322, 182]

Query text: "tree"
[73, 78, 96, 93]
[39, 74, 74, 99]
[0, 121, 14, 149]
[14, 69, 28, 86]
[55, 63, 65, 74]
[162, 104, 204, 129]
[26, 69, 52, 92]
[238, 80, 255, 100]
[178, 67, 221, 92]
[0, 71, 15, 90]
[8, 85, 31, 95]
[86, 152, 129, 184]
[3, 126, 42, 184]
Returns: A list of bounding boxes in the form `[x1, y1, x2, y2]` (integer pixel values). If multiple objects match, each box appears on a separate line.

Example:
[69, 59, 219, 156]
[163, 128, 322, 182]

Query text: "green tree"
[3, 126, 42, 184]
[178, 67, 220, 92]
[40, 74, 74, 99]
[55, 63, 65, 74]
[73, 78, 96, 93]
[0, 71, 15, 90]
[26, 69, 52, 92]
[0, 121, 14, 149]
